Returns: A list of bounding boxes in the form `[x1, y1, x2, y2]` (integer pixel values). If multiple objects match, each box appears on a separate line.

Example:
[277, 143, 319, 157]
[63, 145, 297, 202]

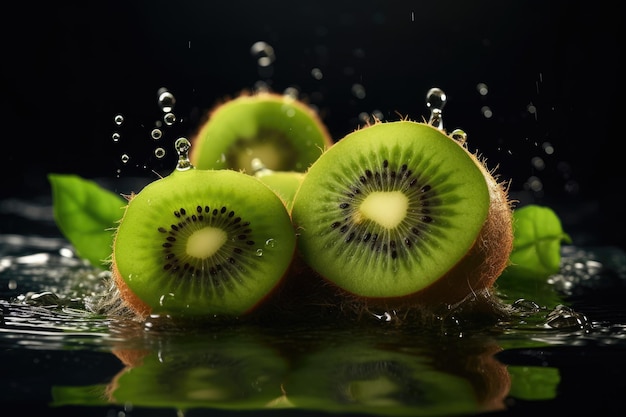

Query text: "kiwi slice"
[111, 168, 297, 318]
[251, 158, 305, 212]
[290, 120, 513, 306]
[190, 91, 333, 174]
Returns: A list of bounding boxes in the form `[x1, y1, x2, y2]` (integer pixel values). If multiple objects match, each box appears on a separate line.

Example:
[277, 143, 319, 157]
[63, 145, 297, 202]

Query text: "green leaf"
[501, 204, 572, 280]
[48, 174, 126, 269]
[507, 365, 560, 400]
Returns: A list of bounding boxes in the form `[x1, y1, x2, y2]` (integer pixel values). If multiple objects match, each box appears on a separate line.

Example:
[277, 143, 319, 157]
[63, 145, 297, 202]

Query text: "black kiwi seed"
[155, 205, 259, 297]
[326, 158, 440, 256]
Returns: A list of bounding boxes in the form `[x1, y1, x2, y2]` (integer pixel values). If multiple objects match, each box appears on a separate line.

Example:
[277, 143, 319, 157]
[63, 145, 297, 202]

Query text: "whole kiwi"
[110, 167, 297, 319]
[290, 120, 513, 309]
[189, 91, 334, 174]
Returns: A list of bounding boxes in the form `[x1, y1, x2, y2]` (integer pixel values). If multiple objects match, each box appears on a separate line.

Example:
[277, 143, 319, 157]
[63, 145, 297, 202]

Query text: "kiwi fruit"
[110, 167, 297, 319]
[251, 158, 305, 212]
[283, 343, 482, 415]
[106, 332, 288, 411]
[290, 120, 513, 308]
[190, 91, 334, 174]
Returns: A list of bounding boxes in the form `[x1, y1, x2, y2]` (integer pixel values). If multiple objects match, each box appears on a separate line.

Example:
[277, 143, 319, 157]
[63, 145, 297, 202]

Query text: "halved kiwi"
[111, 168, 297, 318]
[251, 158, 305, 212]
[290, 120, 513, 307]
[190, 91, 333, 174]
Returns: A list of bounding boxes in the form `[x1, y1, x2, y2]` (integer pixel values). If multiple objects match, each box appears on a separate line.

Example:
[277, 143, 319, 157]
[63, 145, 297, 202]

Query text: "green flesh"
[190, 94, 330, 174]
[113, 169, 296, 317]
[291, 121, 490, 298]
[255, 170, 305, 211]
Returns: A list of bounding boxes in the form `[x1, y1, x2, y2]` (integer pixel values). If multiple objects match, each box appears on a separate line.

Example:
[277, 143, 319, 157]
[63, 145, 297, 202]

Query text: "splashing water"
[174, 137, 193, 171]
[157, 87, 176, 113]
[426, 87, 446, 130]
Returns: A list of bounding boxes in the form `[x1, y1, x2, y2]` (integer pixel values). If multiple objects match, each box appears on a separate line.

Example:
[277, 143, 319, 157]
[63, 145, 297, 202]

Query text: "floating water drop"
[121, 154, 130, 164]
[157, 88, 176, 113]
[151, 128, 163, 140]
[164, 112, 176, 126]
[114, 114, 124, 125]
[154, 147, 166, 159]
[250, 41, 276, 67]
[311, 67, 323, 80]
[480, 105, 493, 119]
[426, 87, 446, 130]
[112, 132, 121, 142]
[476, 83, 489, 96]
[450, 129, 467, 145]
[175, 137, 193, 171]
[351, 83, 366, 99]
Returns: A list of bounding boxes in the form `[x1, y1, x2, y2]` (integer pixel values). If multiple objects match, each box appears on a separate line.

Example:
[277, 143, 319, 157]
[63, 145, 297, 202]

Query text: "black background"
[3, 0, 623, 248]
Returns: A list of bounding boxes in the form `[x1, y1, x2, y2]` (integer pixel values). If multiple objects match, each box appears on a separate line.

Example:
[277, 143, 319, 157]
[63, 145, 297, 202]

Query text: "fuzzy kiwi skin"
[110, 168, 297, 319]
[291, 120, 514, 310]
[189, 91, 334, 174]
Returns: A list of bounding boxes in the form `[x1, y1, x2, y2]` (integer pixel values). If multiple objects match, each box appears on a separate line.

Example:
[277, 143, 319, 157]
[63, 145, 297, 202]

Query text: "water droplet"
[283, 106, 296, 118]
[164, 112, 176, 126]
[174, 137, 193, 171]
[351, 83, 366, 99]
[450, 129, 467, 145]
[311, 67, 323, 80]
[480, 105, 493, 119]
[121, 154, 130, 164]
[476, 83, 489, 96]
[251, 158, 268, 174]
[159, 292, 176, 307]
[265, 238, 276, 248]
[151, 128, 163, 140]
[426, 87, 446, 130]
[154, 147, 166, 159]
[525, 176, 543, 192]
[531, 156, 545, 170]
[112, 132, 121, 142]
[157, 87, 176, 113]
[114, 114, 124, 125]
[250, 41, 276, 67]
[542, 141, 554, 155]
[544, 304, 589, 330]
[283, 87, 299, 99]
[256, 249, 264, 256]
[8, 279, 17, 290]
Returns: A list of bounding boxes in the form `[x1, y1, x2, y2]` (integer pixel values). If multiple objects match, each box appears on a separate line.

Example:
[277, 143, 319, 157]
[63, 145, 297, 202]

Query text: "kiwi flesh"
[290, 120, 513, 308]
[251, 158, 305, 212]
[190, 91, 333, 174]
[111, 168, 296, 318]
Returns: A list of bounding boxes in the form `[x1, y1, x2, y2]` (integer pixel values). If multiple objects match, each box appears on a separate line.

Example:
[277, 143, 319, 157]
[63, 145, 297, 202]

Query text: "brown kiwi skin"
[285, 121, 515, 316]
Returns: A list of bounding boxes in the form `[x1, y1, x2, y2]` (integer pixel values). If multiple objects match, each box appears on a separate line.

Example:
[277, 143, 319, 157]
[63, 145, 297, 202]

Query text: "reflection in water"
[50, 321, 517, 416]
[3, 204, 626, 415]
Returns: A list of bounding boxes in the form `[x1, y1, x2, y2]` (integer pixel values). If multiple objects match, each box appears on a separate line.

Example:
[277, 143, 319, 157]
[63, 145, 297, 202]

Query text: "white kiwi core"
[357, 191, 408, 229]
[186, 227, 227, 259]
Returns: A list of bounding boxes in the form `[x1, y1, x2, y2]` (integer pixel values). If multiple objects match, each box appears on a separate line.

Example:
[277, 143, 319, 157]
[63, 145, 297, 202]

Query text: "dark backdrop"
[2, 0, 622, 248]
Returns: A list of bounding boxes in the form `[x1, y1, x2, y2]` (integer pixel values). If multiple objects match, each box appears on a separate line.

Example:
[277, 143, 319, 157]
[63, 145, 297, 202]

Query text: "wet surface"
[1, 198, 626, 416]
